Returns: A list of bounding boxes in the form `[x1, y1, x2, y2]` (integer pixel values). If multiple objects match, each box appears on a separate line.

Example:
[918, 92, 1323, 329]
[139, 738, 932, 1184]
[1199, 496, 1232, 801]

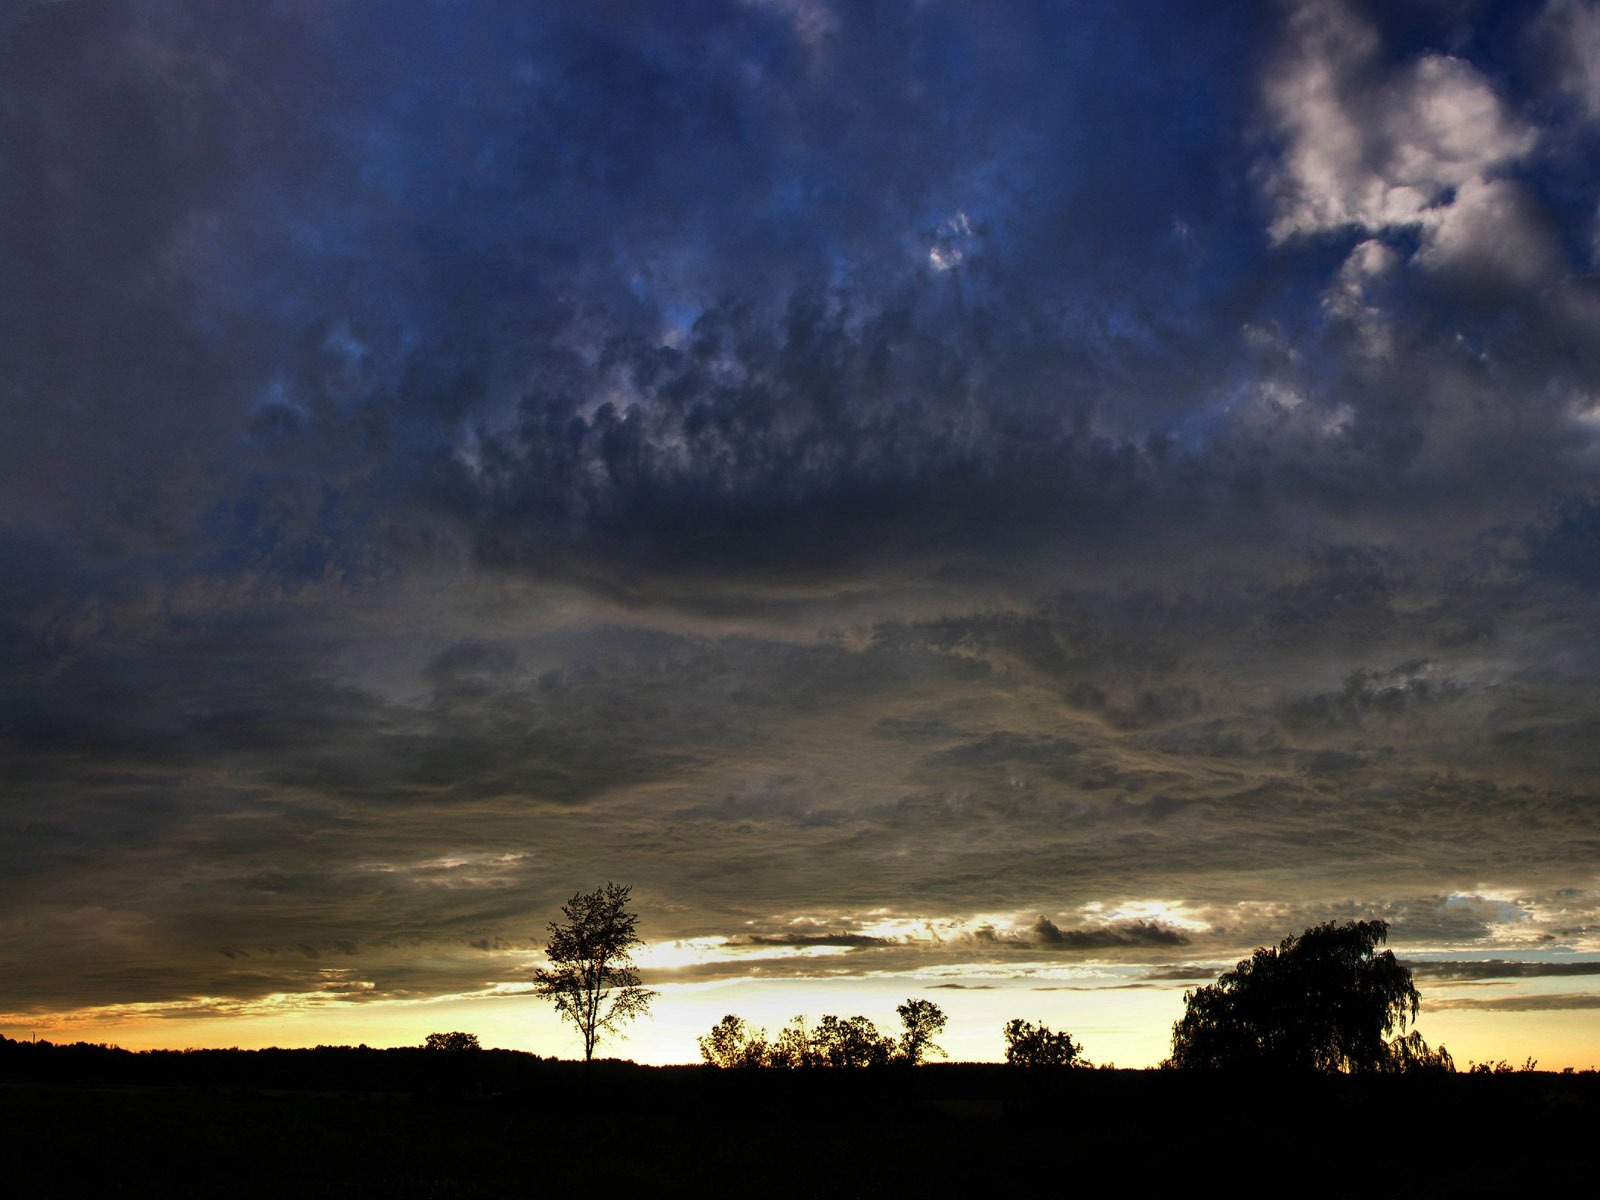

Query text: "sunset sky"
[6, 0, 1600, 1069]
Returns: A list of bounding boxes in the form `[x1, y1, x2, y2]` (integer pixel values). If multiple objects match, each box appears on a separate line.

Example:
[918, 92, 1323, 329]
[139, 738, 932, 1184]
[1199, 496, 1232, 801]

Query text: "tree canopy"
[1003, 1019, 1084, 1068]
[896, 999, 948, 1065]
[1167, 919, 1422, 1072]
[696, 1000, 947, 1068]
[533, 882, 656, 1062]
[698, 1014, 770, 1069]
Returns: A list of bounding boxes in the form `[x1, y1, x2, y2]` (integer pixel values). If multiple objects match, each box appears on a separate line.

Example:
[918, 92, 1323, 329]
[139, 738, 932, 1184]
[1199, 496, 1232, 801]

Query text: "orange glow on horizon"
[9, 970, 1600, 1072]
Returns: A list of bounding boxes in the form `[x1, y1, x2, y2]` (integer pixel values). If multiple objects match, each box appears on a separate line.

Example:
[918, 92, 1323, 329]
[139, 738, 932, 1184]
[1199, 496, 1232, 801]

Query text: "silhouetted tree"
[1382, 1030, 1455, 1074]
[420, 1030, 483, 1096]
[533, 881, 656, 1062]
[766, 1016, 817, 1068]
[1468, 1056, 1538, 1074]
[705, 1004, 948, 1068]
[895, 999, 947, 1065]
[1167, 919, 1420, 1072]
[1002, 1019, 1084, 1068]
[811, 1015, 893, 1067]
[698, 1014, 770, 1068]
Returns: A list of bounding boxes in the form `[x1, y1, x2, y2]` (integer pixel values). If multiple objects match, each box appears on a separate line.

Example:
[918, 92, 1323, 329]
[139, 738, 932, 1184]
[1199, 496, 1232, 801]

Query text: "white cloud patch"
[1418, 177, 1554, 285]
[1264, 0, 1545, 283]
[1323, 236, 1397, 356]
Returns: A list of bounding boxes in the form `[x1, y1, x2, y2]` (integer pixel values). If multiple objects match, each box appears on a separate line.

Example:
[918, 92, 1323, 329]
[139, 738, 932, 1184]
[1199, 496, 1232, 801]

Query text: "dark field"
[3, 1045, 1595, 1198]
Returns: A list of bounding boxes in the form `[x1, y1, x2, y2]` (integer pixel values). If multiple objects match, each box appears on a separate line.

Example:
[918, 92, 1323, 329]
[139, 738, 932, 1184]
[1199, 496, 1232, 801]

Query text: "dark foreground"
[3, 1045, 1595, 1198]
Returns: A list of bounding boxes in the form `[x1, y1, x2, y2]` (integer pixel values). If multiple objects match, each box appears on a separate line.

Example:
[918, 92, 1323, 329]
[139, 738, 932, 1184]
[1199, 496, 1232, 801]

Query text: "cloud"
[1264, 0, 1537, 259]
[973, 917, 1190, 952]
[7, 0, 1600, 1056]
[1427, 993, 1600, 1013]
[1409, 960, 1600, 981]
[727, 933, 892, 949]
[1278, 659, 1466, 731]
[1531, 0, 1600, 121]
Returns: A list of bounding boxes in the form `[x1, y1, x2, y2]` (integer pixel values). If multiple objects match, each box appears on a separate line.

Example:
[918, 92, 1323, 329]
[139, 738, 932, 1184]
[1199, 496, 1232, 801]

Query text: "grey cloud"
[1427, 993, 1600, 1013]
[924, 734, 1084, 774]
[1527, 0, 1600, 121]
[872, 715, 961, 743]
[727, 933, 892, 949]
[1409, 960, 1600, 981]
[1279, 660, 1466, 732]
[973, 917, 1190, 952]
[1525, 498, 1600, 592]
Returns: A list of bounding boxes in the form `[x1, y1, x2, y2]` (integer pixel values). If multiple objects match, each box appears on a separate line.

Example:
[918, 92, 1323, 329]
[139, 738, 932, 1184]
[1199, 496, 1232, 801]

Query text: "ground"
[2, 1053, 1595, 1197]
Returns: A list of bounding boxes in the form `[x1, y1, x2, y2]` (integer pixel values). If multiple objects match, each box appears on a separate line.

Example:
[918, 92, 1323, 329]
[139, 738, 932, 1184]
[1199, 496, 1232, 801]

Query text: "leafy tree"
[811, 1014, 893, 1068]
[704, 1002, 948, 1069]
[1382, 1030, 1454, 1074]
[766, 1016, 817, 1069]
[420, 1030, 484, 1097]
[895, 999, 948, 1065]
[1167, 919, 1420, 1072]
[698, 1014, 770, 1068]
[1002, 1019, 1084, 1068]
[533, 881, 657, 1062]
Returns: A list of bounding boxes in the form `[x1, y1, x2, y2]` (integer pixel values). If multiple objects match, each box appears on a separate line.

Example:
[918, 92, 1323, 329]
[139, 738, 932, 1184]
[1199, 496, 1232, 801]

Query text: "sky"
[6, 0, 1600, 1069]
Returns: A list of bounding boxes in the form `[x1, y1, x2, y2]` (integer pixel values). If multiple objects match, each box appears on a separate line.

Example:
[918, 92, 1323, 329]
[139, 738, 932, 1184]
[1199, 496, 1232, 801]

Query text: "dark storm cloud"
[973, 917, 1191, 952]
[729, 933, 891, 949]
[0, 0, 1276, 583]
[0, 0, 1579, 601]
[8, 0, 1600, 1037]
[2, 0, 1597, 591]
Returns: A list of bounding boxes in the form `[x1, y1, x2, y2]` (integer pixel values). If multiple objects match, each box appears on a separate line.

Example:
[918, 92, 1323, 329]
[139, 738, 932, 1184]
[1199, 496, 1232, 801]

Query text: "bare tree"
[533, 882, 656, 1062]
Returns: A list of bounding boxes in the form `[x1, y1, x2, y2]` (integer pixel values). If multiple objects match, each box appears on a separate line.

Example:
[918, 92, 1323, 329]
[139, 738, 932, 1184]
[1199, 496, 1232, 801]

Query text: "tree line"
[695, 1005, 1086, 1069]
[530, 885, 1481, 1073]
[695, 1000, 949, 1069]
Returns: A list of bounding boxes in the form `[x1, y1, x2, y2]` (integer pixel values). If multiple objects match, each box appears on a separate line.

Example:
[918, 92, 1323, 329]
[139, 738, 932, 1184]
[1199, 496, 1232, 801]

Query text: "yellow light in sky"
[8, 963, 1600, 1071]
